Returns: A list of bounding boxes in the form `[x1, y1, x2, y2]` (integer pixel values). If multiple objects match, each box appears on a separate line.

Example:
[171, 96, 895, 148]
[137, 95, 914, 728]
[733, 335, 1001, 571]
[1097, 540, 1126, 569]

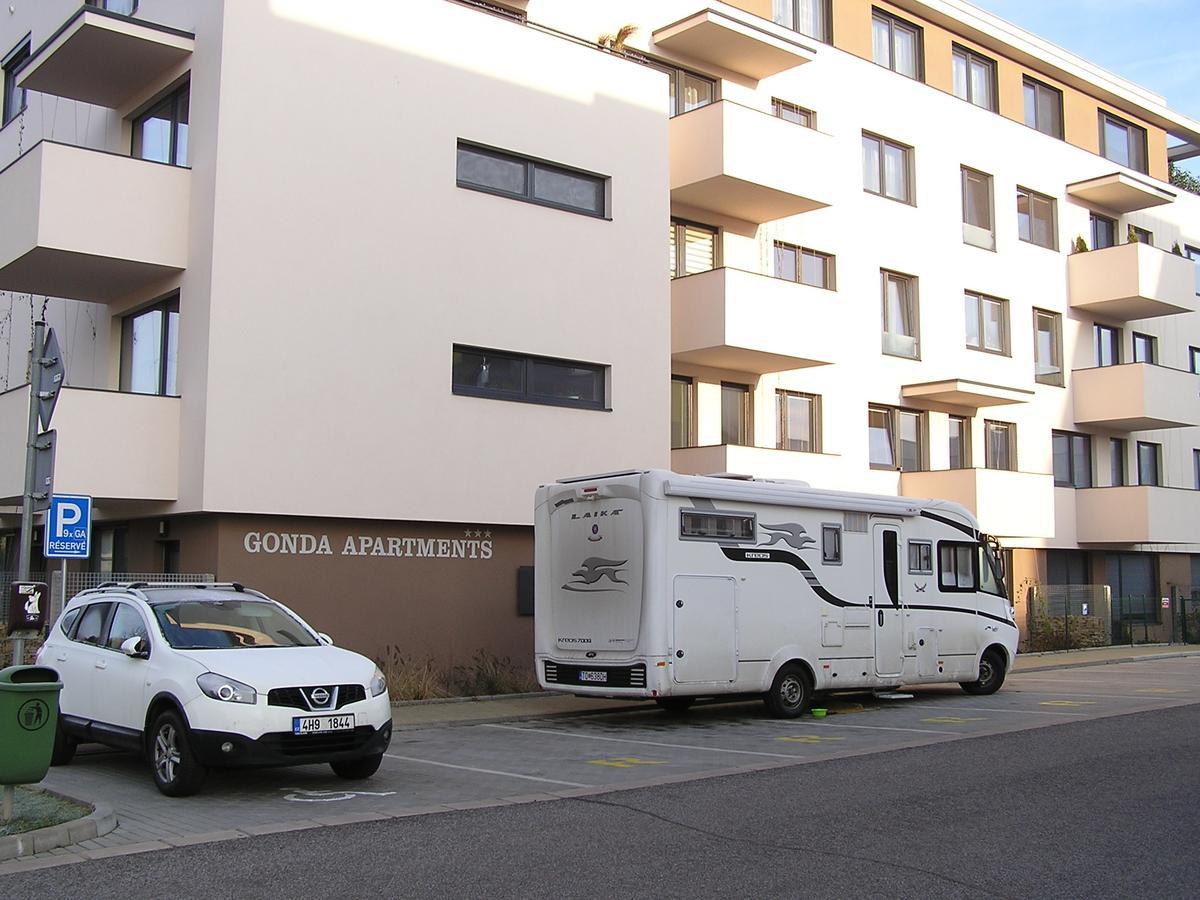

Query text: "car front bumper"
[189, 719, 392, 768]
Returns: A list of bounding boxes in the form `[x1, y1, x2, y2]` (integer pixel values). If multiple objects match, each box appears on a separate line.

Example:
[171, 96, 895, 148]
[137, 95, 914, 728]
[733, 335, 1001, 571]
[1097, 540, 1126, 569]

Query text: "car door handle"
[94, 659, 107, 670]
[55, 653, 68, 662]
[878, 610, 884, 627]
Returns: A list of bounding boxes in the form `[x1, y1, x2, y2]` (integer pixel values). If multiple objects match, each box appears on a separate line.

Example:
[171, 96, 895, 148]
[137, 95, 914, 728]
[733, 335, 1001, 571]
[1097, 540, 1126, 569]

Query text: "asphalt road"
[4, 702, 1195, 899]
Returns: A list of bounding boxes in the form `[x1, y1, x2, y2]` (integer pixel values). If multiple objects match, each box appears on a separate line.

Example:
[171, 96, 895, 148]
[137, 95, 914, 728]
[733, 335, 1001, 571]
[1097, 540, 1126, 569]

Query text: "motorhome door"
[872, 523, 904, 677]
[672, 575, 737, 683]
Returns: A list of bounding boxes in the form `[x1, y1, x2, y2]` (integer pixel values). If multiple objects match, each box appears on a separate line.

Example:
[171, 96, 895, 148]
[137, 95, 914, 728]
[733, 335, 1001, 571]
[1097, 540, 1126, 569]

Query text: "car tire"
[50, 717, 77, 766]
[960, 649, 1006, 696]
[764, 663, 812, 719]
[655, 697, 695, 714]
[330, 753, 384, 780]
[150, 710, 208, 797]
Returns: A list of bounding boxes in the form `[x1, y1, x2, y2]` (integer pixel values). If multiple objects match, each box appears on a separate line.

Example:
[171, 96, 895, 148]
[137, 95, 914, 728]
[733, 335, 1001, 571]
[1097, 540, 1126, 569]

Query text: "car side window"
[73, 602, 112, 646]
[59, 607, 82, 637]
[107, 603, 151, 652]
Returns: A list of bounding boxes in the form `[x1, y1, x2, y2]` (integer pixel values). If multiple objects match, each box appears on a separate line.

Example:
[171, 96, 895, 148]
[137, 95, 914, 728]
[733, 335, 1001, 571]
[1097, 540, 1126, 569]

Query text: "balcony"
[0, 387, 179, 503]
[652, 7, 816, 80]
[1065, 172, 1174, 215]
[672, 444, 845, 484]
[1076, 486, 1200, 544]
[672, 268, 838, 373]
[670, 101, 834, 222]
[0, 142, 189, 303]
[1072, 364, 1200, 430]
[1067, 242, 1197, 319]
[902, 379, 1034, 412]
[17, 7, 194, 109]
[900, 468, 1055, 539]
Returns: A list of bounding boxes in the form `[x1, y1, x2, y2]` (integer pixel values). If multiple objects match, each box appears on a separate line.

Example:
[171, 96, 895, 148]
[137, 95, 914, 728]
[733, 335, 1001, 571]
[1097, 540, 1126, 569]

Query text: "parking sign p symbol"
[56, 502, 81, 537]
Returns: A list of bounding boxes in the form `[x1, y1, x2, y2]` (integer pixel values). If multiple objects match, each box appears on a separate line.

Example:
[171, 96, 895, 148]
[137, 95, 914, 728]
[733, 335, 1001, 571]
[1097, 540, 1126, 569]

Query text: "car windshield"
[151, 599, 319, 649]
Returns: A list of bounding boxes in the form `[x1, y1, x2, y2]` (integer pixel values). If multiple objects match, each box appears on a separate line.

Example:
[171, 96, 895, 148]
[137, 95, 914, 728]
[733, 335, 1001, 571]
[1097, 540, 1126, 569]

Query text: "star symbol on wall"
[483, 530, 492, 539]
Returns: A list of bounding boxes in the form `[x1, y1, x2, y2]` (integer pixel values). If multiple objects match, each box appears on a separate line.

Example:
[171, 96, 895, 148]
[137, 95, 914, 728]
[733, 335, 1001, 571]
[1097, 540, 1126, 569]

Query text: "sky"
[972, 0, 1199, 174]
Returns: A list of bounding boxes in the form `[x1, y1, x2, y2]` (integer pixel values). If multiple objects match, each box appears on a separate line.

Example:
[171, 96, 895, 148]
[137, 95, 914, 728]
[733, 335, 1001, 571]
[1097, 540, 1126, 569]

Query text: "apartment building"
[1, 0, 1197, 663]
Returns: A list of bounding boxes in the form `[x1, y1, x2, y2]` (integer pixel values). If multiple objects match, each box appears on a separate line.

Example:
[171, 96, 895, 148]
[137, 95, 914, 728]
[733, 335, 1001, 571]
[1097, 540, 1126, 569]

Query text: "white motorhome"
[534, 470, 1018, 717]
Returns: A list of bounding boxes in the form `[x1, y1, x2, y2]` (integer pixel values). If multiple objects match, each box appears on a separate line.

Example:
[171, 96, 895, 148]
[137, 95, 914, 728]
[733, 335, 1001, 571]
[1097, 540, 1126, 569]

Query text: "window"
[1016, 187, 1056, 250]
[681, 510, 755, 541]
[644, 60, 715, 117]
[133, 82, 189, 166]
[1052, 431, 1093, 488]
[772, 0, 831, 43]
[453, 0, 526, 23]
[1095, 324, 1120, 367]
[961, 167, 994, 249]
[721, 382, 751, 446]
[984, 421, 1015, 471]
[1136, 442, 1160, 486]
[908, 541, 933, 575]
[1186, 246, 1200, 295]
[456, 142, 606, 217]
[1194, 449, 1200, 490]
[1090, 213, 1117, 250]
[451, 345, 607, 410]
[670, 219, 717, 278]
[1190, 346, 1200, 374]
[862, 134, 912, 203]
[872, 9, 922, 80]
[964, 292, 1008, 355]
[777, 390, 819, 452]
[671, 376, 693, 449]
[1111, 438, 1127, 487]
[949, 415, 970, 469]
[86, 1, 139, 13]
[120, 295, 180, 396]
[106, 604, 149, 652]
[1132, 332, 1157, 364]
[73, 603, 113, 645]
[938, 542, 976, 591]
[881, 271, 919, 358]
[952, 45, 996, 111]
[868, 406, 924, 471]
[774, 242, 835, 290]
[1034, 309, 1063, 386]
[1023, 77, 1063, 139]
[1130, 225, 1152, 245]
[771, 98, 815, 128]
[2, 37, 30, 127]
[1099, 111, 1148, 173]
[821, 524, 842, 564]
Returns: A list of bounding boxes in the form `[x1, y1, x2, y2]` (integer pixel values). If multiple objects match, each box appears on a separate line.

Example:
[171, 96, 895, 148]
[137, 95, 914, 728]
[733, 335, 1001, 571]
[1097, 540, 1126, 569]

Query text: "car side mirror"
[120, 636, 150, 659]
[316, 632, 333, 646]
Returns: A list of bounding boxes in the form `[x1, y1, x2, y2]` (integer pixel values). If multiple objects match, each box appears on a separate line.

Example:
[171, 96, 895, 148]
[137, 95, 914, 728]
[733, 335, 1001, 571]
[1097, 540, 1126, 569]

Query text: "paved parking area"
[5, 654, 1199, 872]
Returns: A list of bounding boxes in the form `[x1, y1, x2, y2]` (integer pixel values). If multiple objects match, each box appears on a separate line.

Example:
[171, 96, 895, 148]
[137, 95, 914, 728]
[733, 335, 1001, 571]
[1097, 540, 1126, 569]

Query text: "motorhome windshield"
[978, 541, 1006, 597]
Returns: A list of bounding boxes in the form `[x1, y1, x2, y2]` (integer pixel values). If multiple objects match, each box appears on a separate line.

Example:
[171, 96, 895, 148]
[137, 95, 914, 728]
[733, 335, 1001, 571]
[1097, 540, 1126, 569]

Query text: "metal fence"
[1027, 584, 1112, 651]
[1178, 586, 1200, 644]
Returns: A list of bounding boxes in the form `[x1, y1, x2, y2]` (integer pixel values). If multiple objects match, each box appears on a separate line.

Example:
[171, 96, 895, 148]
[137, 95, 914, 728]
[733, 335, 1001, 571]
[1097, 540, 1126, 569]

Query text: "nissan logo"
[310, 687, 331, 706]
[586, 651, 597, 658]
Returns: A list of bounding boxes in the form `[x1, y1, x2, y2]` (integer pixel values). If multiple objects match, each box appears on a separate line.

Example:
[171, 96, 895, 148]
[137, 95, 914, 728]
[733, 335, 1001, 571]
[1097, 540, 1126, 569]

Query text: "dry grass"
[374, 646, 537, 700]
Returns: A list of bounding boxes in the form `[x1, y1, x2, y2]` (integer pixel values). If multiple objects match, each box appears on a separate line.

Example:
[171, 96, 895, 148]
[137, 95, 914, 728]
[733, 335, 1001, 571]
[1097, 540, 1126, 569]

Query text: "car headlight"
[197, 672, 257, 705]
[369, 667, 388, 698]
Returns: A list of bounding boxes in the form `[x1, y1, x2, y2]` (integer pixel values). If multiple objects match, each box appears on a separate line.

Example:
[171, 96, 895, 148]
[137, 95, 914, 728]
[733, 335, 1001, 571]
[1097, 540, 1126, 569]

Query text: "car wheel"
[655, 697, 695, 714]
[764, 663, 812, 719]
[960, 649, 1006, 696]
[150, 710, 208, 797]
[330, 753, 384, 780]
[50, 717, 77, 766]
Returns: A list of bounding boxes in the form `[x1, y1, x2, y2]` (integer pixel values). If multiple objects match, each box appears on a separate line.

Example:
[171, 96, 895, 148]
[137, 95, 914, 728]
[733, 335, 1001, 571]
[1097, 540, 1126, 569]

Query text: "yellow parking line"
[921, 716, 986, 724]
[587, 757, 667, 769]
[1039, 700, 1098, 707]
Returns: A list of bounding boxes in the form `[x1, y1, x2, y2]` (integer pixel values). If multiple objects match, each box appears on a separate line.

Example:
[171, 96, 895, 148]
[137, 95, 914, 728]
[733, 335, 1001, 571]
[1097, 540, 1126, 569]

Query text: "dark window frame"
[640, 58, 716, 118]
[821, 523, 843, 565]
[451, 344, 608, 411]
[120, 293, 180, 397]
[774, 241, 835, 290]
[456, 141, 609, 218]
[1033, 308, 1063, 386]
[881, 270, 920, 359]
[772, 0, 832, 44]
[132, 81, 190, 167]
[964, 291, 1009, 355]
[1052, 430, 1093, 488]
[777, 389, 821, 453]
[1023, 76, 1063, 139]
[868, 405, 925, 472]
[1090, 213, 1117, 250]
[670, 218, 718, 278]
[85, 0, 140, 13]
[984, 420, 1016, 472]
[938, 541, 978, 593]
[862, 132, 914, 204]
[2, 35, 30, 128]
[1111, 437, 1127, 487]
[951, 44, 997, 111]
[1016, 186, 1057, 250]
[949, 414, 971, 469]
[1189, 345, 1200, 374]
[1095, 324, 1121, 367]
[721, 381, 752, 446]
[908, 540, 933, 575]
[1099, 109, 1148, 174]
[1186, 246, 1200, 295]
[871, 8, 923, 81]
[771, 97, 816, 128]
[671, 375, 694, 450]
[961, 166, 995, 250]
[679, 509, 756, 542]
[1131, 331, 1157, 365]
[1136, 441, 1161, 487]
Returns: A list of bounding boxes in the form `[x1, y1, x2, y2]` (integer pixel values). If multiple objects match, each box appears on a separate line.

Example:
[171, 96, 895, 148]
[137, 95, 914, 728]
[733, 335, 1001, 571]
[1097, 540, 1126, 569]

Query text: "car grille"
[544, 661, 646, 689]
[259, 726, 376, 757]
[267, 684, 367, 711]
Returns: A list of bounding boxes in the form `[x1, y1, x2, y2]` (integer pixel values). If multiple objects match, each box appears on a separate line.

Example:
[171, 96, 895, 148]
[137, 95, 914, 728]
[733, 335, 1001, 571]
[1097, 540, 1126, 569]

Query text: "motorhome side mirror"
[120, 636, 149, 659]
[317, 632, 333, 646]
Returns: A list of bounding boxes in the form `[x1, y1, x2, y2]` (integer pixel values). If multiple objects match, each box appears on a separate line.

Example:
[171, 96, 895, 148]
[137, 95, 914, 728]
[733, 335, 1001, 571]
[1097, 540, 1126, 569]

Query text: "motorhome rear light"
[582, 487, 598, 493]
[655, 661, 667, 667]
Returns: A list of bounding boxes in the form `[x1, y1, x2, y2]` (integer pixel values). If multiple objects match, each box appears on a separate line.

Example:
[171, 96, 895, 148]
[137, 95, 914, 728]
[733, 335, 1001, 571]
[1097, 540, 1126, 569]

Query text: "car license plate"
[293, 714, 355, 735]
[578, 670, 607, 683]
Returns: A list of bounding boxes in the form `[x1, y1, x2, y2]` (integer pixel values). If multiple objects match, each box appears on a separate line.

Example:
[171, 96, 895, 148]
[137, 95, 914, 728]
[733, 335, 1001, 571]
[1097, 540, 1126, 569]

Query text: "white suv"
[37, 582, 392, 796]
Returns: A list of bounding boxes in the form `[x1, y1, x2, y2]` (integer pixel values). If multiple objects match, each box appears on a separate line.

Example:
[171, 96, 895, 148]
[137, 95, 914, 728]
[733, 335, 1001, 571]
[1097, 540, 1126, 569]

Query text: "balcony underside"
[0, 247, 181, 304]
[652, 9, 815, 80]
[902, 379, 1034, 411]
[1066, 172, 1174, 214]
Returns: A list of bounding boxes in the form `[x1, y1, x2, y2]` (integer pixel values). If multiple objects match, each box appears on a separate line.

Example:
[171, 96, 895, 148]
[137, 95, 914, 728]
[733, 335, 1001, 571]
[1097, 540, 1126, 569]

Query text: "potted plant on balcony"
[1071, 235, 1088, 254]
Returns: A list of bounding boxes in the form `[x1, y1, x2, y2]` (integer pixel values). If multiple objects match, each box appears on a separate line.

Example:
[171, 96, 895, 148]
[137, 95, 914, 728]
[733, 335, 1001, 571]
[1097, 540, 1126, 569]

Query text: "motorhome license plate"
[578, 670, 607, 683]
[293, 714, 355, 735]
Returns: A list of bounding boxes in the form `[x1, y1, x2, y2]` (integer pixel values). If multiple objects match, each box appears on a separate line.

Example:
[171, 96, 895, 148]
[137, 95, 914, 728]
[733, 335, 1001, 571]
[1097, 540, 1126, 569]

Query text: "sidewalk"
[389, 643, 1200, 729]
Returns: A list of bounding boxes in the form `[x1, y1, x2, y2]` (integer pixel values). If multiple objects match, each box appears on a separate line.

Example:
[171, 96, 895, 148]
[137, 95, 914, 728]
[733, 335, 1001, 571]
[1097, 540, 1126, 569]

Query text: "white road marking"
[483, 723, 810, 759]
[999, 689, 1198, 701]
[782, 721, 959, 735]
[384, 753, 590, 788]
[904, 704, 1090, 717]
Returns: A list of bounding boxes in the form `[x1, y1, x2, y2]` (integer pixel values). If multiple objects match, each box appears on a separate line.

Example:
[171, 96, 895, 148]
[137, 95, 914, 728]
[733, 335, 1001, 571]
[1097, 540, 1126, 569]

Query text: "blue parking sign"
[44, 495, 92, 559]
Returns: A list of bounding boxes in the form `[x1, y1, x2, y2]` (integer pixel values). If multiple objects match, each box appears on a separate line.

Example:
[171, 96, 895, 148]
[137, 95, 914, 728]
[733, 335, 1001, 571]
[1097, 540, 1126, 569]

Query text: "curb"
[1014, 649, 1200, 674]
[0, 789, 117, 862]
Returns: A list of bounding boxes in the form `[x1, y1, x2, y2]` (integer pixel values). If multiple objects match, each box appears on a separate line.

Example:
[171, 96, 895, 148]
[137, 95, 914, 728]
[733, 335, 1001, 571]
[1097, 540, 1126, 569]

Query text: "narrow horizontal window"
[680, 510, 755, 541]
[771, 97, 815, 128]
[456, 142, 607, 217]
[451, 345, 607, 410]
[908, 541, 933, 575]
[774, 241, 834, 289]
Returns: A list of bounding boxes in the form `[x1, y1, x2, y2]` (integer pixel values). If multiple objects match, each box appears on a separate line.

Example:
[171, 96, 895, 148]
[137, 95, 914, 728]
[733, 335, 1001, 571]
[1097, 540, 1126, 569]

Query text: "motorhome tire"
[960, 649, 1005, 695]
[764, 664, 812, 718]
[655, 697, 695, 714]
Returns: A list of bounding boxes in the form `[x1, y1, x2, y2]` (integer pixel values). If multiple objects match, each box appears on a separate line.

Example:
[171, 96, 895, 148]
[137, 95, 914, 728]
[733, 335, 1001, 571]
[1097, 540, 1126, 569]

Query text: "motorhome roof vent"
[707, 472, 755, 480]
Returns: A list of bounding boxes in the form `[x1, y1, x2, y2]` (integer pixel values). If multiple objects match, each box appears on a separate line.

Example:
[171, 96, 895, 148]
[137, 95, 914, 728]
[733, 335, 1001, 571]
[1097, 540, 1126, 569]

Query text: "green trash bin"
[0, 665, 63, 785]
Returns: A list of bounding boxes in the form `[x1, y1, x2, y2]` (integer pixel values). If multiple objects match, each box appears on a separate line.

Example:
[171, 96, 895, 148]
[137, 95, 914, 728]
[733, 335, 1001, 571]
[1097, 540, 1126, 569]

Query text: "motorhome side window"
[937, 542, 976, 591]
[821, 524, 842, 564]
[908, 540, 933, 574]
[978, 546, 1005, 597]
[680, 510, 755, 541]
